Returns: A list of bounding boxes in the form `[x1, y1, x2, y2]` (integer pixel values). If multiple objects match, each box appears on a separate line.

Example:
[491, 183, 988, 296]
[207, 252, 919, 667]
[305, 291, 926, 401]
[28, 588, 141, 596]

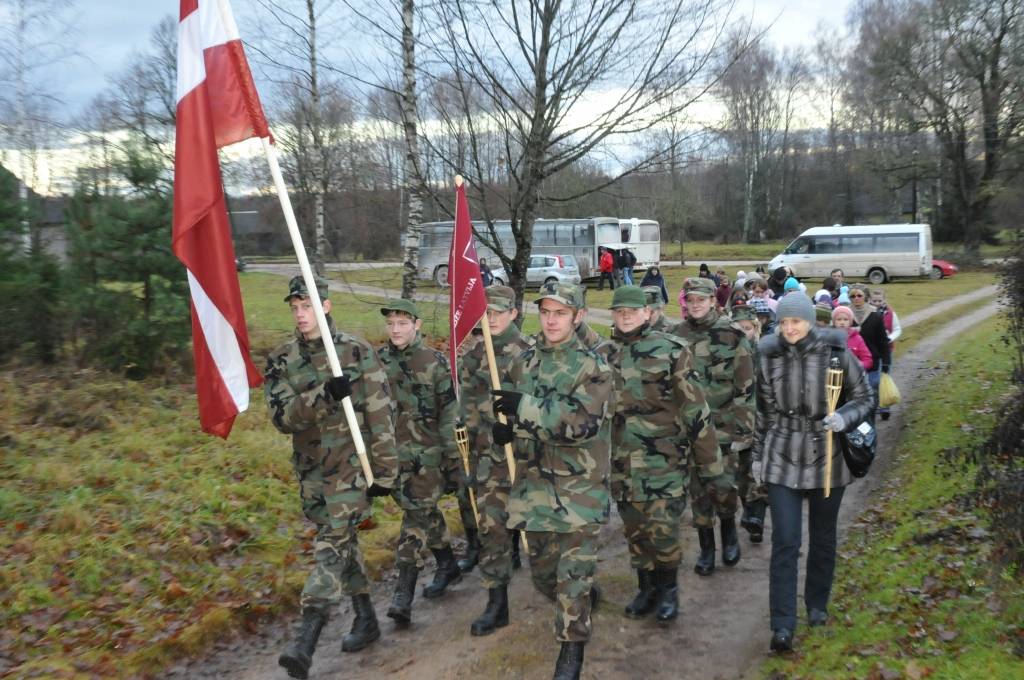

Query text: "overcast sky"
[55, 1, 853, 115]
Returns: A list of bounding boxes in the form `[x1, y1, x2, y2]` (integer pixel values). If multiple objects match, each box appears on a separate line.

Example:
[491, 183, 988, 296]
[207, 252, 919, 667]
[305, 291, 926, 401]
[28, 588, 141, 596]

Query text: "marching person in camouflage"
[676, 277, 756, 576]
[491, 281, 613, 680]
[573, 287, 617, 364]
[730, 304, 769, 542]
[458, 286, 534, 636]
[376, 299, 465, 626]
[643, 285, 684, 336]
[265, 275, 398, 679]
[607, 286, 721, 626]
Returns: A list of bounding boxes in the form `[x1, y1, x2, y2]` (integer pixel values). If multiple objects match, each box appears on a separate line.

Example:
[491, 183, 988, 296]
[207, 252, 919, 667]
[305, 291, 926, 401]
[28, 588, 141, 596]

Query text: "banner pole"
[261, 137, 374, 486]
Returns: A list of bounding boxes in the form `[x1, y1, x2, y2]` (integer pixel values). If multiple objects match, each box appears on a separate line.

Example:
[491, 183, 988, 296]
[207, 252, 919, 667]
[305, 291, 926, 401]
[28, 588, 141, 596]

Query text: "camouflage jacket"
[650, 313, 684, 337]
[608, 324, 722, 501]
[377, 333, 459, 470]
[504, 331, 613, 533]
[264, 319, 399, 492]
[675, 309, 756, 451]
[459, 323, 534, 485]
[576, 321, 616, 363]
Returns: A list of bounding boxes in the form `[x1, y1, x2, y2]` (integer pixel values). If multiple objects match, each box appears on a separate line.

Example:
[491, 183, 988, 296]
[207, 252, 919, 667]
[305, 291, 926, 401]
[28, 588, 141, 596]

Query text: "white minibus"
[768, 224, 932, 284]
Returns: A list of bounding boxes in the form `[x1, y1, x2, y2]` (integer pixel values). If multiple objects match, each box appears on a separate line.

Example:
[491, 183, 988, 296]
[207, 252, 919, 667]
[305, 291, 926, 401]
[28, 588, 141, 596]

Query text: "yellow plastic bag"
[879, 372, 901, 408]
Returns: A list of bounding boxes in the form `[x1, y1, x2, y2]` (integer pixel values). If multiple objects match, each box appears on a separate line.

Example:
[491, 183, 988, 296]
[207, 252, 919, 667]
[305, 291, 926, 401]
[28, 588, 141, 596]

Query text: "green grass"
[759, 316, 1023, 679]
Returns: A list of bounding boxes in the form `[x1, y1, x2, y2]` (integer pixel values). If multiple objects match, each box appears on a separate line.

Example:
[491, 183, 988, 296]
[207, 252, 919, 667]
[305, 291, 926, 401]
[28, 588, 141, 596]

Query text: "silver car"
[527, 254, 581, 285]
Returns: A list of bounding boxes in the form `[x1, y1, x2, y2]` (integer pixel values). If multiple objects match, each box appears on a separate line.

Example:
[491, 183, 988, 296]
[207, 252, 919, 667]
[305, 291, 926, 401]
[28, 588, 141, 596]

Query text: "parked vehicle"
[768, 224, 932, 284]
[931, 258, 958, 279]
[235, 257, 247, 272]
[525, 253, 581, 285]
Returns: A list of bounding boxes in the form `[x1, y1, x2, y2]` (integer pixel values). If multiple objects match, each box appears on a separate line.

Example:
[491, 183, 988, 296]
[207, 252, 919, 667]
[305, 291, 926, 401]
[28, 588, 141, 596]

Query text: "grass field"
[759, 316, 1023, 679]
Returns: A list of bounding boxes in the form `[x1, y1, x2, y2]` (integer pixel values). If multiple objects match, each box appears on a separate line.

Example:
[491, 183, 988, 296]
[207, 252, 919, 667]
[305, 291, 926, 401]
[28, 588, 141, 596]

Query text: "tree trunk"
[400, 0, 424, 300]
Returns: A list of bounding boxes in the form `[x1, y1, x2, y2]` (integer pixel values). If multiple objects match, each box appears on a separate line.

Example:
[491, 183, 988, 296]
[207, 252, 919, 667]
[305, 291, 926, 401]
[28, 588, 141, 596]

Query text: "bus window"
[620, 224, 632, 242]
[876, 234, 919, 252]
[785, 238, 810, 254]
[573, 223, 591, 245]
[639, 223, 660, 242]
[813, 237, 841, 254]
[841, 236, 874, 253]
[534, 224, 554, 246]
[597, 223, 620, 244]
[554, 223, 574, 245]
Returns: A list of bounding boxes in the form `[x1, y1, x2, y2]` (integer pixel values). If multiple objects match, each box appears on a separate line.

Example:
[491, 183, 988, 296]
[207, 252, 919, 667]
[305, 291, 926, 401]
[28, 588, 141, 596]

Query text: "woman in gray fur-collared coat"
[752, 294, 874, 653]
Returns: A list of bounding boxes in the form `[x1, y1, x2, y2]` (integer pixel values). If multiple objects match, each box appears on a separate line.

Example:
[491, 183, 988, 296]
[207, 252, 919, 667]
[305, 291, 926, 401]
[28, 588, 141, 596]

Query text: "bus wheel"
[867, 268, 887, 285]
[434, 266, 449, 287]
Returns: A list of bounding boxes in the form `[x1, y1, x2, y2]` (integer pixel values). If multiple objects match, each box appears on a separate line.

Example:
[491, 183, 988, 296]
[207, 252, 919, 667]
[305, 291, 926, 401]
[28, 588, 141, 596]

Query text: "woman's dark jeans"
[767, 483, 846, 632]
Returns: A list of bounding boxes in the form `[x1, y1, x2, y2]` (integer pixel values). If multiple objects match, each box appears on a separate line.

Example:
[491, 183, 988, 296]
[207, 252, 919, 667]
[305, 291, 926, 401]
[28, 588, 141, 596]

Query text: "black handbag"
[829, 347, 877, 478]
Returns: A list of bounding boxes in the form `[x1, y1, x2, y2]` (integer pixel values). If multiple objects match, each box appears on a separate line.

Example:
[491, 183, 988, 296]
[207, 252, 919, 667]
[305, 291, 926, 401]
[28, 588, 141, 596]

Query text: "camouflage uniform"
[676, 281, 756, 528]
[459, 290, 534, 589]
[608, 305, 721, 573]
[265, 286, 398, 615]
[643, 285, 685, 337]
[378, 328, 460, 569]
[503, 283, 613, 644]
[729, 305, 767, 508]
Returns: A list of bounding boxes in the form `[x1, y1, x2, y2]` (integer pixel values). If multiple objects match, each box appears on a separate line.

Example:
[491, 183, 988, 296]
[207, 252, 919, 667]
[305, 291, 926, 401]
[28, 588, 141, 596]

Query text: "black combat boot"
[623, 569, 657, 619]
[653, 568, 679, 624]
[423, 546, 462, 598]
[552, 641, 585, 680]
[741, 499, 766, 543]
[341, 593, 380, 652]
[386, 563, 418, 625]
[694, 528, 716, 576]
[470, 585, 509, 636]
[720, 516, 741, 566]
[510, 530, 522, 570]
[278, 608, 327, 679]
[457, 528, 481, 573]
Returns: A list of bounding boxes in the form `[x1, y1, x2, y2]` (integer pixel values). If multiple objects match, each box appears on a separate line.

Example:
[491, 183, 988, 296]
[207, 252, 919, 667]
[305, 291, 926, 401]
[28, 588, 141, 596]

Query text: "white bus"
[768, 224, 932, 285]
[410, 217, 661, 285]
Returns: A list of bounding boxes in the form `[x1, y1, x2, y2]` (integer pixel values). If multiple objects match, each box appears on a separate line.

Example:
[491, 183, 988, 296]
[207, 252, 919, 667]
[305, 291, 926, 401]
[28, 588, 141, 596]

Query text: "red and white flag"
[448, 179, 489, 399]
[172, 0, 269, 438]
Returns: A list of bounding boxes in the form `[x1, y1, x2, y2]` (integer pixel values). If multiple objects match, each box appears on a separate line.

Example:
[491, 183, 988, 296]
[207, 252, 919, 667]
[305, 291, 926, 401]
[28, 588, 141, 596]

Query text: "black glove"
[366, 483, 392, 498]
[325, 375, 352, 402]
[492, 421, 515, 446]
[491, 390, 523, 418]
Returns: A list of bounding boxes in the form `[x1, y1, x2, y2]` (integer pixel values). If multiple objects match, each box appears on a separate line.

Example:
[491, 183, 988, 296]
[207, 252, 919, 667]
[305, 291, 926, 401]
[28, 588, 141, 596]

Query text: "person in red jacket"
[598, 247, 616, 290]
[831, 306, 873, 371]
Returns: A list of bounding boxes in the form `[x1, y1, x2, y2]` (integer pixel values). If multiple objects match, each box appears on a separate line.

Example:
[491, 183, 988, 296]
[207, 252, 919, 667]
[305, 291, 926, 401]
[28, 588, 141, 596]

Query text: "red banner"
[448, 179, 488, 399]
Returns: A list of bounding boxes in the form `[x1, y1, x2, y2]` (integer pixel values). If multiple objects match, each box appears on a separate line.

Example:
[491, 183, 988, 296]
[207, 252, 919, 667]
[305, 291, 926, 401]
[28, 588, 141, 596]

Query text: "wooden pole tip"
[454, 174, 464, 187]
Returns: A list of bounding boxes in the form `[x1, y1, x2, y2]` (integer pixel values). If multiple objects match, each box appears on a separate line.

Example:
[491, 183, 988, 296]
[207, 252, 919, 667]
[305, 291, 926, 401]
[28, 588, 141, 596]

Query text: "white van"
[768, 224, 932, 285]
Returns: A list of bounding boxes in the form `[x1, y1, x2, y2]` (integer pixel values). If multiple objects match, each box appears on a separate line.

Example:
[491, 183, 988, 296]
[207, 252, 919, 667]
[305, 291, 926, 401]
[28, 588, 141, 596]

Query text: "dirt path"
[176, 303, 1000, 680]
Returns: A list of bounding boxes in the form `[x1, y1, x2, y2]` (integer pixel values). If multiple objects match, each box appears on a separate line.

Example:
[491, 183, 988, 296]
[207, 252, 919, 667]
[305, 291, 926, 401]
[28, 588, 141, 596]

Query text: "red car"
[931, 258, 958, 279]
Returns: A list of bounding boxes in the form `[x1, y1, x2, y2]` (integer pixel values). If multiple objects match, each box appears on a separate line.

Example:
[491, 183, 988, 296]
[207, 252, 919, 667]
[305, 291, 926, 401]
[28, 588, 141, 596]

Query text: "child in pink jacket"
[832, 305, 873, 371]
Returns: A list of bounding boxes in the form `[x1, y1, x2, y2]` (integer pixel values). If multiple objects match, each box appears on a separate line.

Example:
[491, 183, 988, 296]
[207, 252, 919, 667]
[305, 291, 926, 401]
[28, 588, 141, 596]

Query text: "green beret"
[641, 285, 665, 309]
[730, 305, 757, 322]
[610, 285, 647, 309]
[380, 298, 420, 319]
[683, 277, 716, 297]
[534, 281, 585, 309]
[284, 274, 329, 302]
[486, 285, 516, 312]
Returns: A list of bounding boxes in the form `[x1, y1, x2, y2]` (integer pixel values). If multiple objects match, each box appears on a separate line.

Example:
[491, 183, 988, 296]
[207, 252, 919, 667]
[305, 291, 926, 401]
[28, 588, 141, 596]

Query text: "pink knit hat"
[831, 305, 854, 324]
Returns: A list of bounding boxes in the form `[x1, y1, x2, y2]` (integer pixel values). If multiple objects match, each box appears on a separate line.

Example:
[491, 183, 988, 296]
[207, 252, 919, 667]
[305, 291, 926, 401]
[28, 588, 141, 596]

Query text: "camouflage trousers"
[393, 450, 451, 569]
[737, 447, 767, 505]
[444, 452, 478, 534]
[616, 497, 687, 570]
[526, 524, 600, 643]
[291, 451, 370, 613]
[476, 479, 514, 588]
[690, 444, 739, 527]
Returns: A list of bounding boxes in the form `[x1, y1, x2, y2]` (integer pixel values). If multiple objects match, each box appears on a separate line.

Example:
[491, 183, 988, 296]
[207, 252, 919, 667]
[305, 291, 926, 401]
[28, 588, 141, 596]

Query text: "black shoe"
[341, 593, 380, 652]
[470, 585, 509, 636]
[458, 528, 481, 573]
[278, 608, 327, 679]
[552, 641, 585, 680]
[511, 531, 523, 570]
[741, 500, 766, 544]
[694, 528, 715, 576]
[653, 568, 679, 625]
[808, 608, 828, 627]
[423, 546, 462, 598]
[720, 516, 741, 566]
[770, 628, 793, 652]
[624, 569, 657, 619]
[589, 583, 601, 611]
[881, 411, 891, 421]
[386, 564, 418, 625]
